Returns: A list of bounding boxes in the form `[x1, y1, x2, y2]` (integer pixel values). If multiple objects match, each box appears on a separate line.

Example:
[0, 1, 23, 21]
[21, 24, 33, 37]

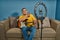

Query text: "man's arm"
[31, 14, 38, 28]
[34, 19, 38, 28]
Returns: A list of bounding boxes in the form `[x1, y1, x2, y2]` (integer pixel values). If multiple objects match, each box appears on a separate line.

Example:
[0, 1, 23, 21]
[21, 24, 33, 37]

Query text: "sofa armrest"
[56, 24, 60, 40]
[0, 19, 10, 40]
[0, 19, 9, 32]
[0, 23, 6, 40]
[50, 19, 60, 31]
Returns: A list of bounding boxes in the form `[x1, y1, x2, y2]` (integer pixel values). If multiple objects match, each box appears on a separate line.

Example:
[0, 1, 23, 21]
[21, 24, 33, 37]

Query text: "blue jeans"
[21, 26, 36, 40]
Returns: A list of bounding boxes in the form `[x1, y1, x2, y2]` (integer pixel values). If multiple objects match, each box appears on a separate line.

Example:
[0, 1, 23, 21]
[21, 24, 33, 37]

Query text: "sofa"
[0, 17, 60, 40]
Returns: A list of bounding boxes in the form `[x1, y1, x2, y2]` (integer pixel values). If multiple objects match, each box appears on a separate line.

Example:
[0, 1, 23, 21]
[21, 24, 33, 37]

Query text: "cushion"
[7, 38, 22, 40]
[33, 38, 40, 40]
[34, 28, 56, 38]
[6, 28, 22, 37]
[9, 17, 17, 28]
[6, 28, 56, 38]
[41, 28, 56, 38]
[39, 17, 51, 28]
[43, 17, 51, 28]
[34, 29, 40, 37]
[42, 38, 55, 40]
[22, 38, 40, 40]
[33, 38, 55, 40]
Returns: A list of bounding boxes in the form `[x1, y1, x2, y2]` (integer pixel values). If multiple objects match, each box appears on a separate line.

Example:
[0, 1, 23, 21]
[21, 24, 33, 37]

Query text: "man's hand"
[34, 20, 38, 29]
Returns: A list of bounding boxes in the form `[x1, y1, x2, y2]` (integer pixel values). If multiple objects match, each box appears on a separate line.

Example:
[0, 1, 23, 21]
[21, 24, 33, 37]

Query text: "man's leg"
[21, 27, 28, 40]
[28, 27, 36, 40]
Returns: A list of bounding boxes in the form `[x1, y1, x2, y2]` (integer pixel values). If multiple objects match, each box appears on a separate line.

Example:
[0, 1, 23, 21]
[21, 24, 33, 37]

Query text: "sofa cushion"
[6, 28, 22, 37]
[7, 38, 22, 40]
[9, 17, 17, 28]
[42, 28, 56, 38]
[33, 38, 40, 40]
[42, 38, 55, 40]
[39, 17, 51, 28]
[34, 29, 40, 37]
[43, 17, 51, 28]
[34, 28, 56, 38]
[33, 38, 55, 40]
[22, 37, 40, 40]
[6, 28, 56, 38]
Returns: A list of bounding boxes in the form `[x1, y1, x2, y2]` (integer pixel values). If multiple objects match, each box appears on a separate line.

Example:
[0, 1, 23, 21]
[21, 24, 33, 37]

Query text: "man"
[18, 8, 37, 40]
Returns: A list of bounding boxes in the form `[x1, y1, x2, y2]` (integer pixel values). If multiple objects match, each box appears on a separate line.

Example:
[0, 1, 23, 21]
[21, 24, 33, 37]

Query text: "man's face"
[22, 9, 27, 15]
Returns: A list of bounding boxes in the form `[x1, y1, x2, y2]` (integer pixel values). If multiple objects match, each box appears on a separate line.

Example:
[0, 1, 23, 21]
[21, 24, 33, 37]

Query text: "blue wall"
[55, 0, 60, 20]
[0, 0, 56, 20]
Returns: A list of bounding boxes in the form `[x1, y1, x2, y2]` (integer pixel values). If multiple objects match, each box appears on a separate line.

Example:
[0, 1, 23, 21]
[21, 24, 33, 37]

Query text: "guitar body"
[17, 20, 26, 28]
[17, 20, 21, 28]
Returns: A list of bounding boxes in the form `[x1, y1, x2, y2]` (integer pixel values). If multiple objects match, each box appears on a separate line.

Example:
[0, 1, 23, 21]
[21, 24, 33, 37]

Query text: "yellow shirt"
[19, 14, 36, 27]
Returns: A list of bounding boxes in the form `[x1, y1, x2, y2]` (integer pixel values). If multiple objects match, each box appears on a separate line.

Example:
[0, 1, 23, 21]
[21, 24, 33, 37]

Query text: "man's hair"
[21, 8, 26, 11]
